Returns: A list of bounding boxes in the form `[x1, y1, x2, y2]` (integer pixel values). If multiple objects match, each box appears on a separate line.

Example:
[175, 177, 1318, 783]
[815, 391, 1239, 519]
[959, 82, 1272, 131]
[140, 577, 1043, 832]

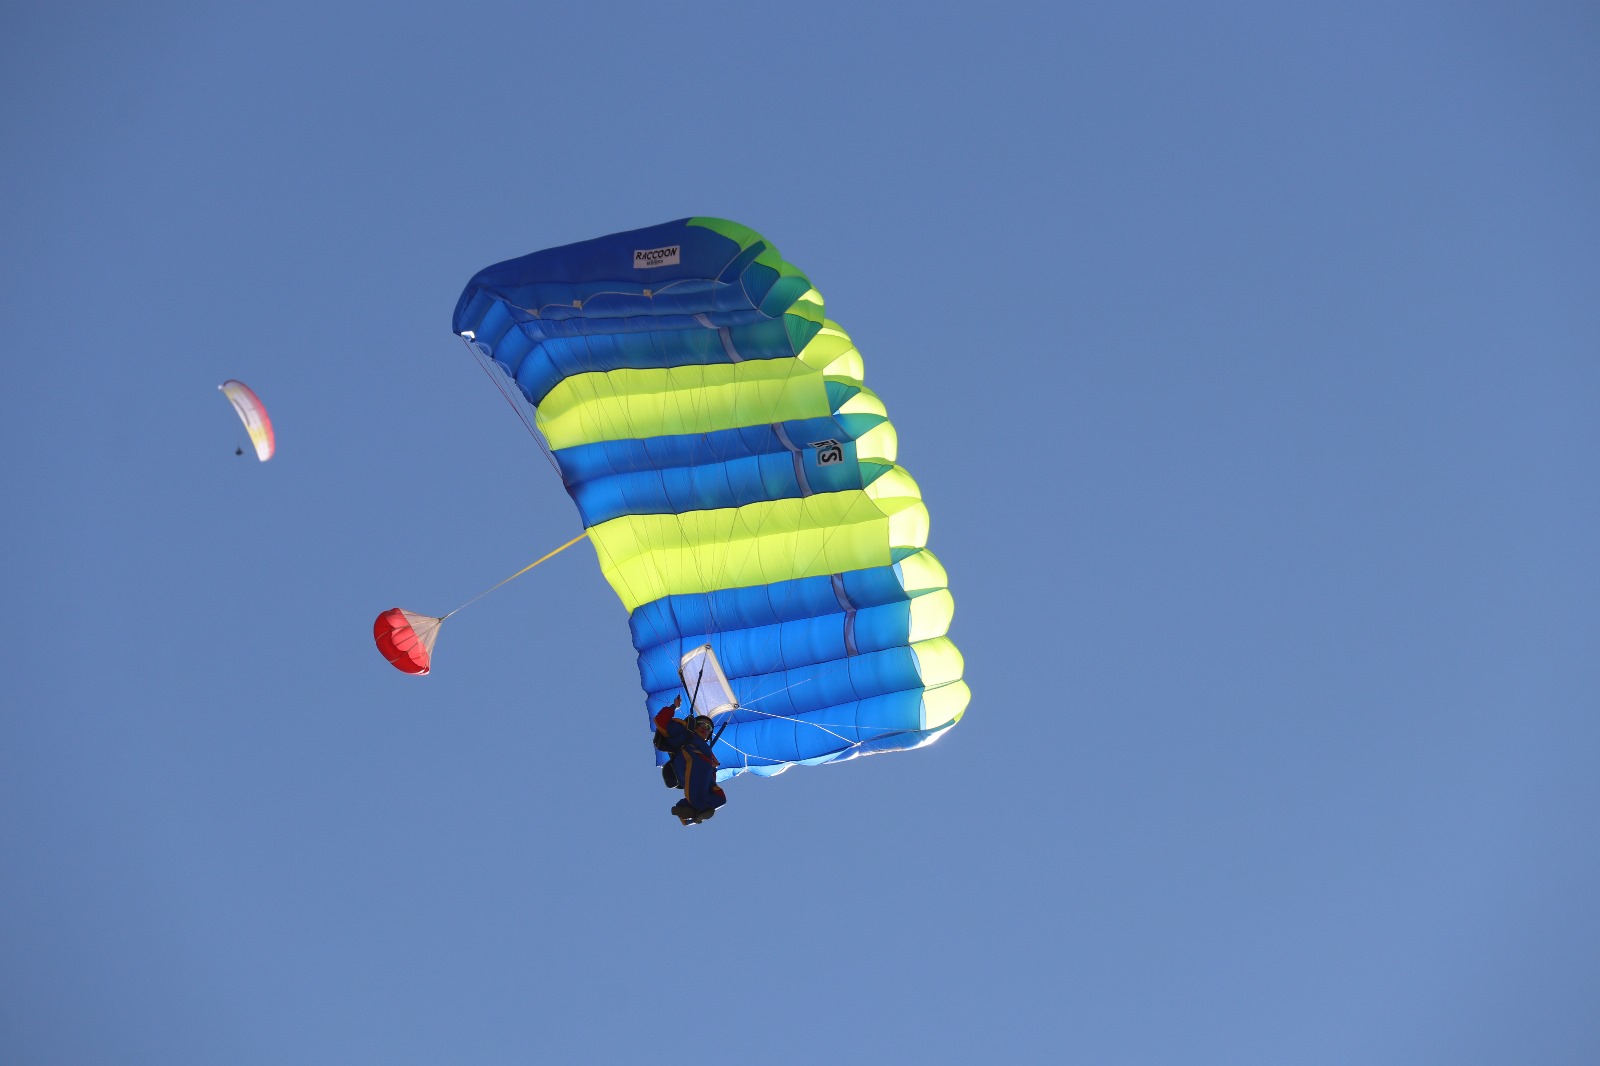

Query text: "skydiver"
[653, 698, 726, 825]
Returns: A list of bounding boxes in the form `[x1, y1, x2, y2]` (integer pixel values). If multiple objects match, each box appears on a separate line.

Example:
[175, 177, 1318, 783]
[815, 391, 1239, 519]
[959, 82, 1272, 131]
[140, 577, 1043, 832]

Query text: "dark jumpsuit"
[654, 707, 726, 815]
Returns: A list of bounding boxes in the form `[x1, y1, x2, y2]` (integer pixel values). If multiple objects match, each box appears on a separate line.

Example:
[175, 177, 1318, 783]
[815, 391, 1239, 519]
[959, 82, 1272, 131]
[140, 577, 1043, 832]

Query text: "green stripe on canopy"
[587, 486, 929, 612]
[536, 358, 831, 450]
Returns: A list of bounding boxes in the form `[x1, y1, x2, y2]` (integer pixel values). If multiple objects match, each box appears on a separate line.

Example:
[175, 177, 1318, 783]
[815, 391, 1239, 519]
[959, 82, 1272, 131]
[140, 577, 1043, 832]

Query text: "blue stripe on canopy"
[555, 423, 876, 526]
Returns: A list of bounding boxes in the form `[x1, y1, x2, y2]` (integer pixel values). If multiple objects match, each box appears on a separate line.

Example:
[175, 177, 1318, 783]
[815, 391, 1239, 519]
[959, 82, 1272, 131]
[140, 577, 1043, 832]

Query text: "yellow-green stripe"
[587, 488, 929, 612]
[536, 358, 830, 450]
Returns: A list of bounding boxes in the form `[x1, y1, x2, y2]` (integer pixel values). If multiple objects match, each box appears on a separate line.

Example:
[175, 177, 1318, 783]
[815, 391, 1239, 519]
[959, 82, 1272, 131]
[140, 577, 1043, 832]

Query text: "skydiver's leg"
[682, 758, 723, 814]
[682, 755, 703, 810]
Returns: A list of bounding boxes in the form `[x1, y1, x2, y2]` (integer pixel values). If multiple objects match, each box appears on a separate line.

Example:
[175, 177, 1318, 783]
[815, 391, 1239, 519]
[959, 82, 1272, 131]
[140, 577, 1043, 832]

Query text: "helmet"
[690, 715, 714, 735]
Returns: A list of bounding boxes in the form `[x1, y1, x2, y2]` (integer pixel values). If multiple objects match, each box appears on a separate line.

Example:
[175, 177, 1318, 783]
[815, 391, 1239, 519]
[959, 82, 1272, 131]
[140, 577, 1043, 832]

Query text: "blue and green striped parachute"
[452, 218, 967, 780]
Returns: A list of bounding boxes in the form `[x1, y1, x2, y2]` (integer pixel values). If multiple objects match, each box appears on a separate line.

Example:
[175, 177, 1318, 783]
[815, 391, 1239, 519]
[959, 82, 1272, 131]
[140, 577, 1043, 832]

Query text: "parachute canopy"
[452, 218, 967, 779]
[374, 608, 443, 675]
[218, 380, 274, 461]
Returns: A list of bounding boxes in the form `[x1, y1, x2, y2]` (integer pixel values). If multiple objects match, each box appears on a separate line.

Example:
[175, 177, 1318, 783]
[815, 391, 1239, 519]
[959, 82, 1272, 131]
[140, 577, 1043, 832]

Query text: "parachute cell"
[218, 380, 274, 461]
[452, 219, 968, 779]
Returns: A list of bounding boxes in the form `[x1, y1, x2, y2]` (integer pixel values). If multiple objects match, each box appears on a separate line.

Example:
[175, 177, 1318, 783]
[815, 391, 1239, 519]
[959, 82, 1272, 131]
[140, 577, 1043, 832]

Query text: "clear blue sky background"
[3, 3, 1597, 1063]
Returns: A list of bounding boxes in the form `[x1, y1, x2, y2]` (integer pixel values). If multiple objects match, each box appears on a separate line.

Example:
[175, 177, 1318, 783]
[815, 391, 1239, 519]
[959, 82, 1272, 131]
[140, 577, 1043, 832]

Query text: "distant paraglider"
[218, 380, 274, 461]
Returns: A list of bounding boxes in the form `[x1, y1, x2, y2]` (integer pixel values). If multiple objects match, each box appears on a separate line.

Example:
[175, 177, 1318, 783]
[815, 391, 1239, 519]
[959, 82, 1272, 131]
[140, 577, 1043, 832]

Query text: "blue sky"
[3, 3, 1597, 1063]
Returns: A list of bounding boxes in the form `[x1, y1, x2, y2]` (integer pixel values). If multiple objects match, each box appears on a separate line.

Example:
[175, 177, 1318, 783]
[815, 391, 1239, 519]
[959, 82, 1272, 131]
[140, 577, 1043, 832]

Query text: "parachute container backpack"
[452, 219, 968, 780]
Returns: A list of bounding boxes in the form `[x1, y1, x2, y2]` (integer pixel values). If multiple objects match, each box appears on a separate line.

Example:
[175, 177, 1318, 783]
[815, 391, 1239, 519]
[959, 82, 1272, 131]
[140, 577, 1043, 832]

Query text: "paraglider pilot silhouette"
[654, 694, 726, 825]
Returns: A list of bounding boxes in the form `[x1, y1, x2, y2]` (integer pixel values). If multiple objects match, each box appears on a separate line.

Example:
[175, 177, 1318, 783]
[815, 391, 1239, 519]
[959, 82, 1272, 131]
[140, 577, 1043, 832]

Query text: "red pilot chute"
[374, 608, 444, 675]
[372, 531, 588, 678]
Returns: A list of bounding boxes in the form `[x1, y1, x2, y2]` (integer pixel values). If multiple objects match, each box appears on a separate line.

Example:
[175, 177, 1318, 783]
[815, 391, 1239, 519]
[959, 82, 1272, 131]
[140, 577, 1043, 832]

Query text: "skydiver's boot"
[671, 800, 696, 825]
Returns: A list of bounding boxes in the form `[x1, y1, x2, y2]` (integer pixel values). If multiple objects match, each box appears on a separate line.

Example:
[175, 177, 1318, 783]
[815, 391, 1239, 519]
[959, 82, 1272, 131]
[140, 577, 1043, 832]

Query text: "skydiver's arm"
[653, 695, 684, 735]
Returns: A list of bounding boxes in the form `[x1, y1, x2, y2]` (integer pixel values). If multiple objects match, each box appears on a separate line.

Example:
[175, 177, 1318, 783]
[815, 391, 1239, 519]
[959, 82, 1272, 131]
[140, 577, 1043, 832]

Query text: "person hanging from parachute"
[380, 218, 970, 830]
[653, 694, 727, 825]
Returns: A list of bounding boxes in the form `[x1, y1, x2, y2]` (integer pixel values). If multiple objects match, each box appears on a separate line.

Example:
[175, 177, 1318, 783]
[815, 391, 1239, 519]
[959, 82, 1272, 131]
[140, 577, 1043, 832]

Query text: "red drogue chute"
[374, 608, 443, 675]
